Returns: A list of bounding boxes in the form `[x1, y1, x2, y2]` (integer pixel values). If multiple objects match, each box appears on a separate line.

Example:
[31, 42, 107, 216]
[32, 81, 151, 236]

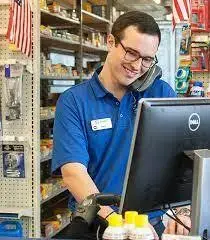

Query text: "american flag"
[6, 0, 32, 57]
[172, 0, 191, 29]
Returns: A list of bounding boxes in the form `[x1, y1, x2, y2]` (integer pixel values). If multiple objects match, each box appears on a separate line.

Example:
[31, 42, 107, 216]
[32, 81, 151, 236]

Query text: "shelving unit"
[41, 75, 81, 80]
[39, 0, 112, 238]
[41, 34, 81, 51]
[41, 187, 68, 204]
[41, 9, 80, 26]
[190, 31, 210, 91]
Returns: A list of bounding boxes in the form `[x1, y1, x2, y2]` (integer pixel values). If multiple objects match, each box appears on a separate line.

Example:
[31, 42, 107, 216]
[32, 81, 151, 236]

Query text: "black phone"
[128, 65, 162, 92]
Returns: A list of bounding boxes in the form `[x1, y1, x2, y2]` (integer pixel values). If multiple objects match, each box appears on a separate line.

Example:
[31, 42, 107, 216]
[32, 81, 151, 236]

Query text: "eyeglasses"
[116, 37, 158, 68]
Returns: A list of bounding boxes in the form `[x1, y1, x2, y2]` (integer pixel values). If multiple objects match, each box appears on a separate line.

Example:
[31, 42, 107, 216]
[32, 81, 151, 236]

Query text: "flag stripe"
[17, 0, 24, 50]
[172, 0, 191, 30]
[22, 0, 27, 53]
[6, 0, 32, 57]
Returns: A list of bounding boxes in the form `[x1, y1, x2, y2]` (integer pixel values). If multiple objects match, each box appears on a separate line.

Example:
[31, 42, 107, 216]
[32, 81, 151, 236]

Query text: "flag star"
[15, 0, 22, 6]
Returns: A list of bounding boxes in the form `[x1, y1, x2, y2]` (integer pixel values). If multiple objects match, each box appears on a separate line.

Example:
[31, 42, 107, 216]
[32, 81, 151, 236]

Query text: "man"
[52, 11, 190, 239]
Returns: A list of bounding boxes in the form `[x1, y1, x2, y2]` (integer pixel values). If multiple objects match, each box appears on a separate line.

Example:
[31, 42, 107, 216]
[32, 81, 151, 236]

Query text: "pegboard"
[191, 32, 210, 91]
[0, 0, 41, 238]
[192, 72, 210, 90]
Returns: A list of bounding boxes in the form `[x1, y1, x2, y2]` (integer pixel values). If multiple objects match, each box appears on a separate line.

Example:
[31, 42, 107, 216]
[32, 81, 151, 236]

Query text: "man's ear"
[107, 34, 115, 51]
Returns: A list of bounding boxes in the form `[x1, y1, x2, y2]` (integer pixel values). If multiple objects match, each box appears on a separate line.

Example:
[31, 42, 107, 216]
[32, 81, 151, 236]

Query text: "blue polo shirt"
[52, 68, 176, 217]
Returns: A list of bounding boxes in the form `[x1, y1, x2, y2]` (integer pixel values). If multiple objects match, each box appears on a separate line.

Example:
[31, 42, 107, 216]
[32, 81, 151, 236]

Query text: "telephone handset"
[128, 65, 162, 92]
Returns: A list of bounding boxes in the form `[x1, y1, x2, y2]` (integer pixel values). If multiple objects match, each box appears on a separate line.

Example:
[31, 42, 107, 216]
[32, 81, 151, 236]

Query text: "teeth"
[124, 66, 135, 75]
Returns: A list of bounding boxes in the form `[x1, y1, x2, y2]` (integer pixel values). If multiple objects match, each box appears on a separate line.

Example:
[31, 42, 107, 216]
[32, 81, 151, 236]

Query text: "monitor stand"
[189, 149, 210, 237]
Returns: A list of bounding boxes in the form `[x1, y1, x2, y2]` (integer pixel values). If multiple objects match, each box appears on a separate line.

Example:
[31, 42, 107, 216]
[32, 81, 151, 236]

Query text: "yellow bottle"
[124, 211, 138, 239]
[129, 214, 154, 240]
[102, 213, 127, 240]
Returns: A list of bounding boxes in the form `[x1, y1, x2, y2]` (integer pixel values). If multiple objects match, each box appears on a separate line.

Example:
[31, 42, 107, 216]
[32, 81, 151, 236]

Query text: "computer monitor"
[119, 98, 210, 214]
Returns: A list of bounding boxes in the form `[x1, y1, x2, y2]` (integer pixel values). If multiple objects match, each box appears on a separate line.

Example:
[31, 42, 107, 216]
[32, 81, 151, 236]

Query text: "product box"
[2, 144, 25, 178]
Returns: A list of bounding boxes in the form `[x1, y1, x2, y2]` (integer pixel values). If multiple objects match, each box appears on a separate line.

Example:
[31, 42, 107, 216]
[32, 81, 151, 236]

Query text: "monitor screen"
[119, 98, 210, 214]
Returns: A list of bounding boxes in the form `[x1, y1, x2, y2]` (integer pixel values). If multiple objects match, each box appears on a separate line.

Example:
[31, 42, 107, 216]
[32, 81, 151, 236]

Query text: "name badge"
[91, 118, 112, 131]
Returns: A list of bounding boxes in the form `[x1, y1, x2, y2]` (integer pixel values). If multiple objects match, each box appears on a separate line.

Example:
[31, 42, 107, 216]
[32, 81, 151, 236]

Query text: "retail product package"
[162, 234, 201, 240]
[175, 67, 191, 94]
[179, 25, 191, 56]
[3, 64, 23, 121]
[2, 144, 25, 178]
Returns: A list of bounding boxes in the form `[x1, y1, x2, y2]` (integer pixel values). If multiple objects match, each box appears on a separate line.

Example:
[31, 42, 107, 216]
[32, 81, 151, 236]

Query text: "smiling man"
[52, 11, 182, 239]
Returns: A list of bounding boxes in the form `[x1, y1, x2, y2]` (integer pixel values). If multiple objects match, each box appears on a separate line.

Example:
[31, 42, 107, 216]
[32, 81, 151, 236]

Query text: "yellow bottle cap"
[125, 211, 138, 224]
[107, 213, 123, 227]
[135, 214, 149, 228]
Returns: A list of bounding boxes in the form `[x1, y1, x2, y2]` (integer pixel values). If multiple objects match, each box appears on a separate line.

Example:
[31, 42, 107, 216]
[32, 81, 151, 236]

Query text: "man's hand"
[149, 223, 159, 240]
[164, 214, 191, 235]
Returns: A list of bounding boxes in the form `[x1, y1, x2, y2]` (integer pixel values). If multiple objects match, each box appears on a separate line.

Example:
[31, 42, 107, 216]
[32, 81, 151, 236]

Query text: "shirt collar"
[90, 66, 110, 98]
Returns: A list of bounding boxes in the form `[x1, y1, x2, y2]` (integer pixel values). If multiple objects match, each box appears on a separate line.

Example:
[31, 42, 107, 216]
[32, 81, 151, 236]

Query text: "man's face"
[107, 26, 159, 88]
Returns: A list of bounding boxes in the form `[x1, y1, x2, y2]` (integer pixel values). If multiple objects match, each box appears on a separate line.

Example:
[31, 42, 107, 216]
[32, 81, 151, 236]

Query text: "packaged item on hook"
[2, 144, 25, 178]
[3, 64, 23, 121]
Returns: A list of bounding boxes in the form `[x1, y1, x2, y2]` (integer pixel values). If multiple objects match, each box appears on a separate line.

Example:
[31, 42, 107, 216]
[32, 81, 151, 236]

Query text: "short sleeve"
[52, 91, 89, 173]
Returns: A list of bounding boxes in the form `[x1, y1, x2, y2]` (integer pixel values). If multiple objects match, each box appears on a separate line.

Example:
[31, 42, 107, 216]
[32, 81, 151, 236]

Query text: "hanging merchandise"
[191, 0, 209, 32]
[189, 81, 205, 97]
[3, 64, 23, 121]
[2, 144, 25, 178]
[179, 25, 191, 67]
[179, 25, 191, 56]
[191, 46, 209, 71]
[175, 67, 191, 94]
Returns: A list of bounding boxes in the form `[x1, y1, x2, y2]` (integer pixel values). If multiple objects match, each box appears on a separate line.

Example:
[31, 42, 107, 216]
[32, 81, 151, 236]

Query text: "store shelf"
[0, 207, 32, 219]
[41, 75, 80, 80]
[41, 152, 52, 163]
[41, 9, 80, 27]
[54, 0, 76, 8]
[82, 10, 110, 31]
[41, 34, 80, 51]
[82, 43, 108, 54]
[88, 0, 107, 5]
[40, 113, 55, 121]
[46, 219, 71, 238]
[41, 187, 68, 204]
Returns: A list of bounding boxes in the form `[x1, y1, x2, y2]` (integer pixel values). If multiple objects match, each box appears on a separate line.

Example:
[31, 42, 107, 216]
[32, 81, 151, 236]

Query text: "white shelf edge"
[41, 34, 107, 52]
[40, 152, 52, 163]
[41, 75, 80, 80]
[0, 207, 32, 219]
[82, 10, 110, 23]
[41, 9, 80, 25]
[40, 34, 80, 45]
[40, 114, 55, 121]
[82, 43, 108, 52]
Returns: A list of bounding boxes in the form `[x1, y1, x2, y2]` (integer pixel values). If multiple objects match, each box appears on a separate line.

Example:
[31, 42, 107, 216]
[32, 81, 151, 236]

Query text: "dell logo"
[189, 113, 200, 132]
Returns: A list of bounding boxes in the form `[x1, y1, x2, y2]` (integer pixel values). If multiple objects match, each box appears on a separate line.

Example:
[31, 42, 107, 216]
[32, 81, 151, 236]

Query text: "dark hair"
[111, 11, 161, 44]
